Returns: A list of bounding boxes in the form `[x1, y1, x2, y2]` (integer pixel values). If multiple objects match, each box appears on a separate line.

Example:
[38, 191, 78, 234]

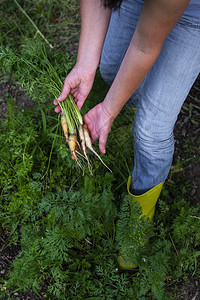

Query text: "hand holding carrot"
[54, 95, 112, 173]
[83, 102, 115, 154]
[54, 63, 96, 112]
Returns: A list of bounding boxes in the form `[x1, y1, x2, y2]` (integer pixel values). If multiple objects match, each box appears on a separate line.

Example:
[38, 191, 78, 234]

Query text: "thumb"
[57, 79, 70, 102]
[99, 131, 109, 154]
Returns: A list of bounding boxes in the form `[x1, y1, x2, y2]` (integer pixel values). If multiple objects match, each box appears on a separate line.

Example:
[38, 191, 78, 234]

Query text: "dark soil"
[173, 75, 200, 206]
[0, 79, 33, 118]
[0, 229, 47, 299]
[0, 75, 200, 299]
[176, 277, 200, 300]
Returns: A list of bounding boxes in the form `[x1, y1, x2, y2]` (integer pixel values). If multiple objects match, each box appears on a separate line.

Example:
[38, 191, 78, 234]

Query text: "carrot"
[68, 133, 84, 173]
[79, 124, 93, 175]
[68, 134, 77, 159]
[61, 115, 68, 140]
[83, 125, 112, 173]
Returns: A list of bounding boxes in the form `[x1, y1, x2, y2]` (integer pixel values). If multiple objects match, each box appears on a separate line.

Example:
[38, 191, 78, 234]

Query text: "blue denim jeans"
[100, 0, 200, 194]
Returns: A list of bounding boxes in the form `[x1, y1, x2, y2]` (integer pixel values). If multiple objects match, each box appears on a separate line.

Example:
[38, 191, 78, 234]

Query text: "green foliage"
[6, 187, 117, 298]
[0, 38, 76, 103]
[1, 56, 200, 300]
[0, 0, 80, 49]
[0, 2, 199, 298]
[1, 102, 199, 299]
[115, 195, 153, 267]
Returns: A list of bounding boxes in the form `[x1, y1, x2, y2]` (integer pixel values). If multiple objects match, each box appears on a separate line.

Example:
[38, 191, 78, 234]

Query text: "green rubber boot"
[127, 176, 164, 220]
[118, 176, 164, 270]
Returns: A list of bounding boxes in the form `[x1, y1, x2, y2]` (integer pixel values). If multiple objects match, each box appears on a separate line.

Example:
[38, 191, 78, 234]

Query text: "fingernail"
[57, 96, 61, 101]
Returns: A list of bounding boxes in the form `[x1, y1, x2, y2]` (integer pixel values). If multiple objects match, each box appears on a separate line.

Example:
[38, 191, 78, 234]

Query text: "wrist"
[73, 60, 97, 83]
[76, 57, 98, 75]
[101, 101, 116, 122]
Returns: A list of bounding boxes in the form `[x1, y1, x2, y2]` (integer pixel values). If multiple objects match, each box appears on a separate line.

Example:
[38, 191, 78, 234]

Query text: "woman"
[54, 0, 200, 270]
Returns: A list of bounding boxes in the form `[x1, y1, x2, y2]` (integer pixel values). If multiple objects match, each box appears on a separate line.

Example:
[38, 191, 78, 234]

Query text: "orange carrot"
[61, 115, 68, 140]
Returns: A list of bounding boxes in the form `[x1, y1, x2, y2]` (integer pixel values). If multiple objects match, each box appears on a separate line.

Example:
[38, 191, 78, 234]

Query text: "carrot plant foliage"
[0, 13, 200, 300]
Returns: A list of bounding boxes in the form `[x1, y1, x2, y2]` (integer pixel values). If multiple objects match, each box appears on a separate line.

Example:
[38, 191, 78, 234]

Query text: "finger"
[83, 115, 92, 132]
[54, 105, 61, 113]
[82, 114, 87, 124]
[57, 79, 71, 102]
[99, 131, 109, 154]
[73, 90, 79, 99]
[71, 88, 78, 95]
[53, 98, 58, 105]
[76, 99, 85, 111]
[76, 91, 87, 110]
[83, 115, 96, 142]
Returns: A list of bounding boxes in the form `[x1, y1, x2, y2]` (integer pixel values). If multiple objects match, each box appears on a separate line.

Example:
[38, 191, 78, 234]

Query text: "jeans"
[100, 0, 200, 194]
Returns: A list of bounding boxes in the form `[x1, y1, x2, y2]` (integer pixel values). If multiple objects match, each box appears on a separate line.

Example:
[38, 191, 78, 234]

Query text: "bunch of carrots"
[59, 94, 112, 175]
[0, 39, 111, 175]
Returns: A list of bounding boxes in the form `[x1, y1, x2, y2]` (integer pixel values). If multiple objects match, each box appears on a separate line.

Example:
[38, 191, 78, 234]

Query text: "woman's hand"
[83, 102, 115, 154]
[54, 63, 96, 111]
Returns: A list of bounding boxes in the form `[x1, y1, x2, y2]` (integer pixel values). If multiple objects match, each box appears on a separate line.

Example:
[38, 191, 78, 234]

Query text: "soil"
[0, 75, 200, 299]
[0, 79, 33, 118]
[173, 75, 200, 206]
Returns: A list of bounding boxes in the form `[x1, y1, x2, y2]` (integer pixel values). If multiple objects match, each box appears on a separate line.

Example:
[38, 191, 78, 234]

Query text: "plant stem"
[13, 0, 53, 49]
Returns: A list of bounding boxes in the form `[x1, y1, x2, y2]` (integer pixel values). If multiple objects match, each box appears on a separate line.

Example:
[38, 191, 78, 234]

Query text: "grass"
[0, 1, 199, 299]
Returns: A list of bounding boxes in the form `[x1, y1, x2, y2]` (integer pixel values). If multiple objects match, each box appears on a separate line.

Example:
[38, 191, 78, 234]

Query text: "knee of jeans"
[133, 120, 174, 153]
[99, 60, 118, 86]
